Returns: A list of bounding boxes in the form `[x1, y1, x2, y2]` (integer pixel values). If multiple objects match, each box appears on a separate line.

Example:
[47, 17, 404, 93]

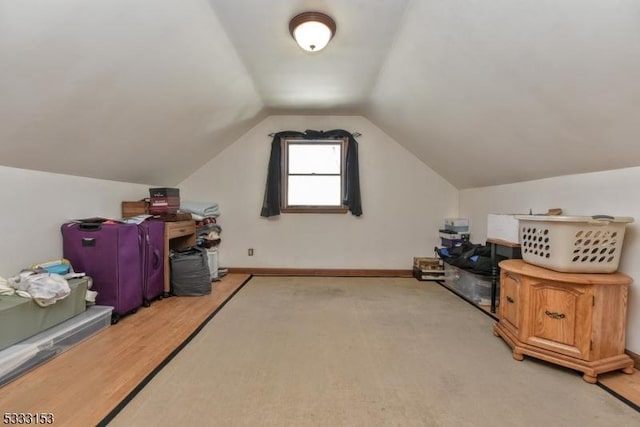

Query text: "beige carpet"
[110, 276, 640, 426]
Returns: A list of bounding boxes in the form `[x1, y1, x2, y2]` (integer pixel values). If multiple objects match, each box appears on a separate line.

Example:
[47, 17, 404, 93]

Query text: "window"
[281, 138, 348, 213]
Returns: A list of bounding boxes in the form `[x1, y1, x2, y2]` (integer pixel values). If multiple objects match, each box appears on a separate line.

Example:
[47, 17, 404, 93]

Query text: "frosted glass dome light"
[289, 12, 336, 52]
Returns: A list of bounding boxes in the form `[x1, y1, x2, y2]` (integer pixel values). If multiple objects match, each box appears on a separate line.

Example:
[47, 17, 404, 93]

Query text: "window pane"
[289, 143, 341, 174]
[288, 176, 341, 206]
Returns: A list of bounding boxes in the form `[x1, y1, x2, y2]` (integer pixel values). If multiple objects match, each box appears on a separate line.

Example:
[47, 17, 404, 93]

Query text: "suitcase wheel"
[143, 299, 151, 308]
[111, 313, 120, 325]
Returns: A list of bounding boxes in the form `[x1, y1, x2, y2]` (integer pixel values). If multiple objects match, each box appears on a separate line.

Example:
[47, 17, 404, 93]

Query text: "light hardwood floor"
[599, 369, 640, 409]
[0, 273, 636, 427]
[0, 273, 250, 427]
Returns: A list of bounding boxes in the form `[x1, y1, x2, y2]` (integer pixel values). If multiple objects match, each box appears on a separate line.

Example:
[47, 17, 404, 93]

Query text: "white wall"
[459, 166, 640, 354]
[0, 166, 148, 276]
[179, 115, 458, 269]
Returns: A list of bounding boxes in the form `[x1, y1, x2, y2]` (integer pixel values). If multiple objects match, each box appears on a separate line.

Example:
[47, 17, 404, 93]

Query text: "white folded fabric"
[0, 276, 15, 296]
[180, 200, 220, 217]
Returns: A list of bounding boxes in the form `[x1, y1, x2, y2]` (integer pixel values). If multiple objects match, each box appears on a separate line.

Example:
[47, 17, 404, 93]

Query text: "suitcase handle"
[153, 249, 161, 268]
[78, 223, 103, 231]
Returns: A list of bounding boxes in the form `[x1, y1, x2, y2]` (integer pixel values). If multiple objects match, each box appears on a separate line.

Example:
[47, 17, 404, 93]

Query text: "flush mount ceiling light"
[289, 12, 336, 52]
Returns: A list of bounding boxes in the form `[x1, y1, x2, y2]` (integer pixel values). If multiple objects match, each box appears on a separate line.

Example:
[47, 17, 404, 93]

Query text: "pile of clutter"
[0, 260, 95, 306]
[179, 200, 225, 280]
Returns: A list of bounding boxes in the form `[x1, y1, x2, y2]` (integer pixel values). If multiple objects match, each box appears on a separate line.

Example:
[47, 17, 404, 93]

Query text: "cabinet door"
[526, 280, 592, 360]
[500, 272, 521, 335]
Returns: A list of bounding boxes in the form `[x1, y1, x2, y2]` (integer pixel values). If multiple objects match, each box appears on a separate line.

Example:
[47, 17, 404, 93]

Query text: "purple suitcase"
[139, 220, 165, 306]
[61, 221, 143, 323]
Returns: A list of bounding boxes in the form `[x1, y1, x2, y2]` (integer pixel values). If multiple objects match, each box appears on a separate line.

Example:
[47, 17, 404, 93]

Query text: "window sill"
[281, 207, 348, 214]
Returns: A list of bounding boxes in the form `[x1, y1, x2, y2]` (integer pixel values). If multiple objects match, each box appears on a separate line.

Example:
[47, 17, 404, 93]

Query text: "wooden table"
[487, 238, 521, 313]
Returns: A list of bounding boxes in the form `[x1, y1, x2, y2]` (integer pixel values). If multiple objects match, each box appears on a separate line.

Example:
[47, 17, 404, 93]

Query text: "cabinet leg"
[582, 373, 597, 384]
[622, 366, 635, 375]
[513, 351, 524, 361]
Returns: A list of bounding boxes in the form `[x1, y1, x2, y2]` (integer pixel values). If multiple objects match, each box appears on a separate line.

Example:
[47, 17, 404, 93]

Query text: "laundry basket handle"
[590, 215, 614, 224]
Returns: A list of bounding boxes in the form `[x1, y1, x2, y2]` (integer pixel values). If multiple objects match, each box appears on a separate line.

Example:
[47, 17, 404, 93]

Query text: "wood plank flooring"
[0, 273, 250, 427]
[0, 273, 637, 426]
[598, 369, 640, 410]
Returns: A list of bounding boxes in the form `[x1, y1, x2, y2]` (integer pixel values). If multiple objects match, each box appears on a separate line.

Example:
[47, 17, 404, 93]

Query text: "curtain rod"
[268, 132, 361, 138]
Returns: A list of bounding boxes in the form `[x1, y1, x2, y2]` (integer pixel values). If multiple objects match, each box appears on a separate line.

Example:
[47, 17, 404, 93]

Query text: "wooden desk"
[487, 238, 521, 313]
[164, 220, 196, 295]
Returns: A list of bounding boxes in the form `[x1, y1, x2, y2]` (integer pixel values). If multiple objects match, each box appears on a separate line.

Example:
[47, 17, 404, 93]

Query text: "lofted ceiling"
[1, 0, 639, 188]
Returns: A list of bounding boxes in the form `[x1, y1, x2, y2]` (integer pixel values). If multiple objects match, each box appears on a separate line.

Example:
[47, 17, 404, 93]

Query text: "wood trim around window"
[280, 137, 348, 213]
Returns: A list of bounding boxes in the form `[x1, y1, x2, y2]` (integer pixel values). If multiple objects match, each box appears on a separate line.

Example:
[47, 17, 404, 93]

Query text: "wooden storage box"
[122, 200, 149, 218]
[413, 257, 445, 281]
[413, 257, 442, 271]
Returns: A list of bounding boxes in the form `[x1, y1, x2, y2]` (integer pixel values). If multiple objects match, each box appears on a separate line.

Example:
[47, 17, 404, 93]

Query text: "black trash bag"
[436, 242, 503, 276]
[170, 247, 211, 296]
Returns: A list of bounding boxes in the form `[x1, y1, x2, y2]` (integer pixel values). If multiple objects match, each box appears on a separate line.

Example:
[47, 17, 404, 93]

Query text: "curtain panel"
[260, 129, 362, 217]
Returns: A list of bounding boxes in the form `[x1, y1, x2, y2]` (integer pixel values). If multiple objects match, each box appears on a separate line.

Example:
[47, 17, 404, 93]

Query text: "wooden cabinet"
[493, 259, 634, 383]
[163, 220, 196, 295]
[500, 271, 521, 335]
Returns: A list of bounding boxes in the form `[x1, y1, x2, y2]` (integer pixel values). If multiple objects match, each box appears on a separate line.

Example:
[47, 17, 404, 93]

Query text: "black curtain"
[260, 129, 362, 217]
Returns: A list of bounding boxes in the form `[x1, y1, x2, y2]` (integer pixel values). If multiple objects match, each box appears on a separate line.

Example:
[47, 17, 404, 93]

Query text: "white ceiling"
[1, 0, 639, 188]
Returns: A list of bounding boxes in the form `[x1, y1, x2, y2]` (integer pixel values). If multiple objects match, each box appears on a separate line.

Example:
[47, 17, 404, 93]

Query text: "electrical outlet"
[248, 248, 254, 256]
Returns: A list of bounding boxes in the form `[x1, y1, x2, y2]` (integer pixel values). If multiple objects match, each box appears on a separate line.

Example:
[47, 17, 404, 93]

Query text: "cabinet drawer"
[165, 221, 195, 239]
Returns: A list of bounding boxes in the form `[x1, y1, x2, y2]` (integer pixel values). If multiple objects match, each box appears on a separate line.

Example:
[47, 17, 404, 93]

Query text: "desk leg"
[490, 242, 497, 313]
[164, 231, 171, 297]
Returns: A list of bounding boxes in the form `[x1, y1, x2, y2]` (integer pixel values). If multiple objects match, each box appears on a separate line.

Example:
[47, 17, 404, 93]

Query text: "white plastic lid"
[515, 215, 634, 224]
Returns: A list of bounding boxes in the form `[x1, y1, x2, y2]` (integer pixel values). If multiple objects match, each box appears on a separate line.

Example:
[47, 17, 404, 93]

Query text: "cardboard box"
[149, 188, 180, 198]
[149, 196, 180, 214]
[413, 257, 443, 271]
[487, 213, 520, 244]
[413, 267, 445, 281]
[122, 200, 149, 218]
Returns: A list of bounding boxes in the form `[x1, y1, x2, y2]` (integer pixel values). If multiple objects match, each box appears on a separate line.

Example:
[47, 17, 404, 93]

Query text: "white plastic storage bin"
[443, 264, 495, 306]
[516, 215, 633, 273]
[207, 249, 219, 280]
[0, 305, 113, 386]
[444, 218, 469, 232]
[487, 213, 520, 244]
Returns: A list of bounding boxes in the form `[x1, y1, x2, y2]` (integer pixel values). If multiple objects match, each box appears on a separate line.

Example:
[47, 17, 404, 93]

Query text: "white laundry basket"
[516, 215, 634, 273]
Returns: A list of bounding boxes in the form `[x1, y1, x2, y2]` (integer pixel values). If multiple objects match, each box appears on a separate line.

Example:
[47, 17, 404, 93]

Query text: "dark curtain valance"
[260, 129, 362, 217]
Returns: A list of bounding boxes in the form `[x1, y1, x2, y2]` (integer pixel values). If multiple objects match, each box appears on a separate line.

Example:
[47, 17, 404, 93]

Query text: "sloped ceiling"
[1, 0, 639, 188]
